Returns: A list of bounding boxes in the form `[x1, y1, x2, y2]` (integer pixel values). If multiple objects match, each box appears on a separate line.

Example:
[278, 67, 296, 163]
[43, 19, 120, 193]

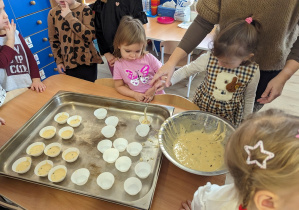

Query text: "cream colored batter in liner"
[61, 130, 73, 138]
[46, 146, 60, 156]
[38, 163, 52, 176]
[70, 118, 80, 125]
[57, 114, 68, 122]
[28, 145, 44, 155]
[16, 159, 31, 172]
[42, 130, 55, 138]
[64, 152, 78, 161]
[50, 168, 66, 182]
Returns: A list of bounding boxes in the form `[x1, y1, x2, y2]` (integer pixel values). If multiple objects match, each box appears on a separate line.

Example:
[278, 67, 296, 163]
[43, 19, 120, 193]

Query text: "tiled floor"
[97, 53, 299, 117]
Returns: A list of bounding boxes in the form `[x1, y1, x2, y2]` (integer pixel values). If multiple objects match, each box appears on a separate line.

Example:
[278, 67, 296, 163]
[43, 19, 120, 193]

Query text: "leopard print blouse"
[48, 4, 102, 69]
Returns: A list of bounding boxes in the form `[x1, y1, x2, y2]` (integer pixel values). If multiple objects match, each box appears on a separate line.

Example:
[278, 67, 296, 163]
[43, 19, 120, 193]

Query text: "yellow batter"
[141, 117, 150, 124]
[142, 105, 150, 124]
[173, 126, 225, 172]
[64, 151, 78, 161]
[42, 129, 55, 138]
[50, 168, 66, 182]
[61, 130, 73, 138]
[70, 118, 80, 125]
[28, 145, 44, 156]
[16, 158, 31, 172]
[37, 163, 53, 176]
[57, 113, 68, 122]
[46, 146, 60, 156]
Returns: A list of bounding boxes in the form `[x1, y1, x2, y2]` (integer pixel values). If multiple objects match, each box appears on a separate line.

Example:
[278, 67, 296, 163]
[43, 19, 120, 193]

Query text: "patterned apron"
[192, 54, 258, 126]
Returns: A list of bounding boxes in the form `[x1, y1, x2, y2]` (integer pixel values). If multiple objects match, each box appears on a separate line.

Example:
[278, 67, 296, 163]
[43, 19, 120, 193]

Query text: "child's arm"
[170, 52, 210, 86]
[114, 79, 146, 102]
[18, 33, 46, 92]
[243, 67, 260, 119]
[47, 9, 64, 70]
[0, 19, 17, 68]
[62, 3, 95, 44]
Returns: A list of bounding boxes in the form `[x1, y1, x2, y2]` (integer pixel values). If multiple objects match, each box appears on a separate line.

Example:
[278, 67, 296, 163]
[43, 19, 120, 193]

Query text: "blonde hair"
[212, 16, 261, 65]
[113, 16, 147, 58]
[225, 109, 299, 208]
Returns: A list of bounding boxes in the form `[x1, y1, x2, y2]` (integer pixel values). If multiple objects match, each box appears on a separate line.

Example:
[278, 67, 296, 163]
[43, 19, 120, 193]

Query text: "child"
[180, 109, 299, 210]
[48, 0, 102, 82]
[0, 0, 46, 94]
[169, 17, 261, 126]
[113, 16, 163, 103]
[93, 0, 147, 75]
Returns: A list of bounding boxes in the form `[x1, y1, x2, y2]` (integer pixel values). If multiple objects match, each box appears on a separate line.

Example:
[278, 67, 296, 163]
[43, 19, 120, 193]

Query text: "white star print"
[244, 140, 275, 169]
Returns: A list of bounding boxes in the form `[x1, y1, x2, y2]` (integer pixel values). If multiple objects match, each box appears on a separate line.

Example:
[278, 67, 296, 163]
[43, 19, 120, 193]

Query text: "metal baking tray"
[0, 91, 174, 210]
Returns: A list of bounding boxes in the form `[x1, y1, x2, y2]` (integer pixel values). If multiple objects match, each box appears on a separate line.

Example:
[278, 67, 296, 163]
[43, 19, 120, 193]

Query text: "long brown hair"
[113, 16, 147, 58]
[225, 109, 299, 208]
[212, 16, 261, 64]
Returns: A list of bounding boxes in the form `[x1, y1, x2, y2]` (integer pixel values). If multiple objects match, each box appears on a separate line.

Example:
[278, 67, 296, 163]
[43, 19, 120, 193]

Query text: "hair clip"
[296, 129, 299, 138]
[245, 17, 253, 24]
[244, 140, 274, 169]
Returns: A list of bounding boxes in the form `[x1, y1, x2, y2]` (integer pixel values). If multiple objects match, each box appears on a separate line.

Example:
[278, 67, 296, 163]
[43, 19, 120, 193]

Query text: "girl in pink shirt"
[113, 16, 164, 103]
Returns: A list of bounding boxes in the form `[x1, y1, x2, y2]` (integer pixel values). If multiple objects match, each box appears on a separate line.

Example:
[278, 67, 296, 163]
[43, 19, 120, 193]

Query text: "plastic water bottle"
[142, 0, 151, 13]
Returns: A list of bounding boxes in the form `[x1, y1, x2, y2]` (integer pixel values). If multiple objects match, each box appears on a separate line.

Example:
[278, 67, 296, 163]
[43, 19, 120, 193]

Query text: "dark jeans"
[253, 69, 281, 111]
[65, 63, 98, 82]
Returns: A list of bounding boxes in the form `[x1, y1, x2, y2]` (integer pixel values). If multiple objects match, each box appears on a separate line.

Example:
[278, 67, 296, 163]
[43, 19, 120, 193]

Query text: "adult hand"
[104, 53, 117, 67]
[257, 75, 285, 104]
[150, 47, 187, 87]
[57, 63, 66, 74]
[179, 200, 192, 210]
[60, 2, 71, 18]
[152, 75, 168, 92]
[31, 78, 46, 93]
[150, 62, 175, 88]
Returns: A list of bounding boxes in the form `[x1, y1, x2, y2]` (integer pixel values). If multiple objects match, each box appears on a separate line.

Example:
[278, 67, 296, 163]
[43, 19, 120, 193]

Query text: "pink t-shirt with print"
[113, 53, 164, 94]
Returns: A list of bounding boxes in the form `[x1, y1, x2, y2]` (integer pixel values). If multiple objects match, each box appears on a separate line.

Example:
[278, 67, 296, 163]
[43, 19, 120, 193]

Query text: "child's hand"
[0, 117, 5, 125]
[31, 78, 46, 93]
[104, 53, 117, 67]
[143, 95, 154, 103]
[133, 92, 146, 102]
[4, 19, 16, 48]
[179, 200, 192, 210]
[60, 2, 71, 18]
[144, 87, 156, 103]
[57, 63, 66, 74]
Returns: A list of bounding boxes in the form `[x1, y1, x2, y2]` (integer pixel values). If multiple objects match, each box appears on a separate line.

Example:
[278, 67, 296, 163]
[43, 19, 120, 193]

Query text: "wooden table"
[144, 17, 214, 50]
[0, 75, 224, 210]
